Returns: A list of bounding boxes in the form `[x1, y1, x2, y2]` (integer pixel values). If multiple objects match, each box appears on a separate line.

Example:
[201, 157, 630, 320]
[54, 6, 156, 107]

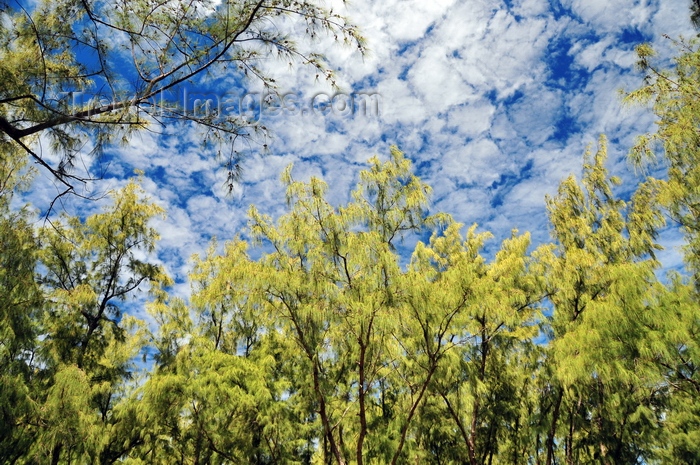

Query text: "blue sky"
[24, 0, 696, 304]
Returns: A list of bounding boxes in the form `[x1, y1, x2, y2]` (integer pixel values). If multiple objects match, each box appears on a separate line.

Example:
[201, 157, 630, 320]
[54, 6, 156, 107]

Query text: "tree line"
[2, 0, 700, 463]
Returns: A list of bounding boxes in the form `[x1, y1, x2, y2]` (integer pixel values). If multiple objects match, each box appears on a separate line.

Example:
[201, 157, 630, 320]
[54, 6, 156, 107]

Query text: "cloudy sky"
[26, 0, 697, 301]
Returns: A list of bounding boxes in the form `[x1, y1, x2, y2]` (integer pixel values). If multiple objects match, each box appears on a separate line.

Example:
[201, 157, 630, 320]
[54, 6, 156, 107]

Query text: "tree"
[0, 0, 364, 194]
[241, 147, 437, 464]
[140, 147, 460, 463]
[133, 243, 308, 464]
[2, 178, 171, 464]
[539, 137, 665, 464]
[651, 275, 700, 464]
[626, 38, 700, 462]
[140, 147, 554, 464]
[410, 226, 544, 465]
[38, 180, 169, 373]
[626, 37, 700, 278]
[0, 151, 43, 463]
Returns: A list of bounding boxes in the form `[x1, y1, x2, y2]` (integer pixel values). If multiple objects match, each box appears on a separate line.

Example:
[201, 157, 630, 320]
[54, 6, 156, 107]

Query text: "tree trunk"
[50, 443, 62, 465]
[357, 342, 367, 465]
[546, 389, 563, 465]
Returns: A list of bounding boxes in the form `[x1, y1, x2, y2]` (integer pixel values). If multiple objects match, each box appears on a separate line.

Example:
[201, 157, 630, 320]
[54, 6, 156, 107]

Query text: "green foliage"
[38, 180, 168, 374]
[2, 139, 697, 464]
[625, 37, 700, 277]
[411, 225, 544, 465]
[539, 137, 666, 464]
[0, 175, 169, 463]
[0, 0, 364, 188]
[0, 188, 43, 462]
[137, 148, 548, 464]
[625, 37, 700, 461]
[3, 30, 700, 465]
[646, 274, 700, 463]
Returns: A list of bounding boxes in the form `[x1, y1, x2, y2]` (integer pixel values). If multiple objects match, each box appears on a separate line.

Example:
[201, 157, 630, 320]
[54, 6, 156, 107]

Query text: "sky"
[24, 0, 698, 304]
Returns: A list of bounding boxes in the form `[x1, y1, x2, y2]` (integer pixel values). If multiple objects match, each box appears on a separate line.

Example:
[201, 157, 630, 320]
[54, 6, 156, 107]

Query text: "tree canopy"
[0, 137, 698, 462]
[0, 0, 364, 195]
[2, 2, 700, 464]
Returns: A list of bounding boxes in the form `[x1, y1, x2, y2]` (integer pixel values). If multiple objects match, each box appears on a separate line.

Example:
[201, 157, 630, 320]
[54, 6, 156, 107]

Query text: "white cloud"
[448, 99, 496, 137]
[371, 0, 458, 43]
[562, 0, 654, 32]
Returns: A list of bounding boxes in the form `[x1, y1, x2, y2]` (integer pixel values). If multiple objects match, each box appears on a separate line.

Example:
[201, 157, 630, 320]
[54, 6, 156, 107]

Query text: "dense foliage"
[2, 1, 700, 463]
